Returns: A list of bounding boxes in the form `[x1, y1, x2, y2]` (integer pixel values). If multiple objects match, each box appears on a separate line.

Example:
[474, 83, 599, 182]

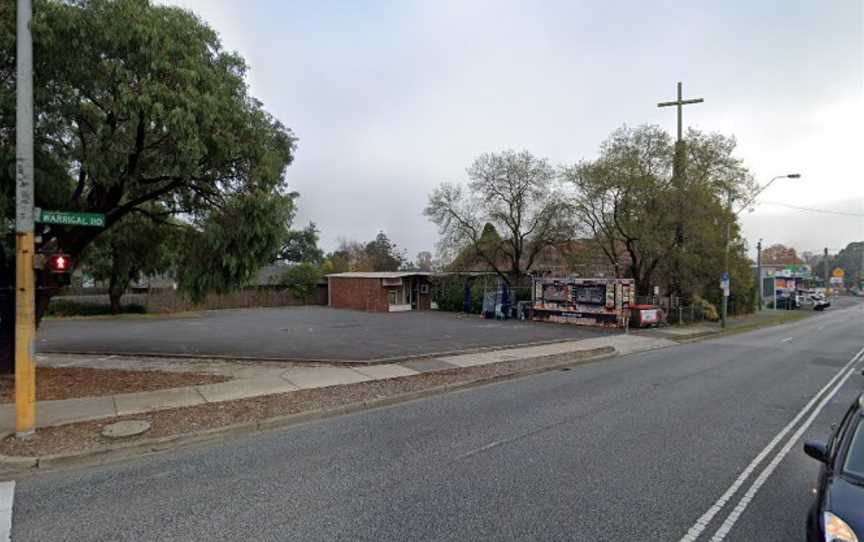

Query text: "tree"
[761, 244, 803, 265]
[324, 239, 369, 273]
[364, 231, 404, 272]
[566, 125, 755, 299]
[415, 251, 433, 272]
[280, 222, 323, 264]
[177, 193, 296, 303]
[425, 150, 572, 283]
[278, 262, 323, 301]
[80, 209, 178, 314]
[834, 241, 864, 288]
[0, 0, 297, 372]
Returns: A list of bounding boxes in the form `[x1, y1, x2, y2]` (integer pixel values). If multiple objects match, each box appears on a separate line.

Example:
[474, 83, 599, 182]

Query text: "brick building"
[327, 272, 433, 312]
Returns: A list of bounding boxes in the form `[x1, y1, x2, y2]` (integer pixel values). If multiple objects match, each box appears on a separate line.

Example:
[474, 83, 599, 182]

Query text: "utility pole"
[824, 247, 830, 295]
[756, 239, 762, 311]
[15, 0, 36, 436]
[658, 82, 704, 298]
[721, 190, 732, 328]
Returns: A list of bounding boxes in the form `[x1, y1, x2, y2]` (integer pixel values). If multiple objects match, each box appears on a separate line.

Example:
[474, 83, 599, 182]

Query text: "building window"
[419, 283, 430, 294]
[388, 289, 399, 306]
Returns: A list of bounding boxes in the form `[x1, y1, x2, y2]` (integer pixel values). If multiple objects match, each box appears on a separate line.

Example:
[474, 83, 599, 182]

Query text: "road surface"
[10, 301, 864, 541]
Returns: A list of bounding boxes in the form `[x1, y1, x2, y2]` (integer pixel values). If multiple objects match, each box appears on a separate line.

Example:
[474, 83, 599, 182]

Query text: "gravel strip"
[0, 367, 230, 404]
[0, 349, 610, 457]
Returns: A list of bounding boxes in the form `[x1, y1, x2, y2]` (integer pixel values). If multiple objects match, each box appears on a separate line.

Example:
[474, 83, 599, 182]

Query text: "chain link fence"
[633, 295, 750, 325]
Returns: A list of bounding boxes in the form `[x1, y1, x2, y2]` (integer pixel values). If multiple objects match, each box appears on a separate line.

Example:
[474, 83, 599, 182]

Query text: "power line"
[758, 201, 864, 218]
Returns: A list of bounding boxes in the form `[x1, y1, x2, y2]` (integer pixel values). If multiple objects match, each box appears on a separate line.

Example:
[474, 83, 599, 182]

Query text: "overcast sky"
[166, 0, 863, 259]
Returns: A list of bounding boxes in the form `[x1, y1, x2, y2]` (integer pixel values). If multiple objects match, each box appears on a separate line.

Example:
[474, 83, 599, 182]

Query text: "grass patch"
[665, 310, 815, 342]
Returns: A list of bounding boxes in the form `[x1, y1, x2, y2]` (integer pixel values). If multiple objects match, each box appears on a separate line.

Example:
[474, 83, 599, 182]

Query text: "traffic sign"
[36, 209, 105, 227]
[832, 268, 845, 278]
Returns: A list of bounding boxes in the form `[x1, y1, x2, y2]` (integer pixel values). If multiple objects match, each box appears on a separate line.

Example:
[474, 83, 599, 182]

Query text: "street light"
[721, 173, 801, 328]
[735, 174, 802, 216]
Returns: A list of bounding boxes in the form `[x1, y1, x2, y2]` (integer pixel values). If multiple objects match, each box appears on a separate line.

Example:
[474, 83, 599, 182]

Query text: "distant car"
[809, 292, 831, 311]
[804, 394, 864, 542]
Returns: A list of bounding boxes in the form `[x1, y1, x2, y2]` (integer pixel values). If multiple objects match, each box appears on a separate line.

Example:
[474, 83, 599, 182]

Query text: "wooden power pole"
[15, 0, 36, 436]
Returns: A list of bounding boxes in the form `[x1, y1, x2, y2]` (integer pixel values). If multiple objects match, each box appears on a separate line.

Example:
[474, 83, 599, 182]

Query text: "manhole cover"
[101, 420, 151, 439]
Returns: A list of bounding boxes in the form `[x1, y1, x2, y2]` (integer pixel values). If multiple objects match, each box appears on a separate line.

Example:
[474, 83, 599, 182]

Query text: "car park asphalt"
[10, 300, 864, 541]
[36, 306, 615, 361]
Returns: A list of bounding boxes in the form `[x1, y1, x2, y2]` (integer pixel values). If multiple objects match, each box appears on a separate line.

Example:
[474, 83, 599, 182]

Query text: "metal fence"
[633, 295, 749, 325]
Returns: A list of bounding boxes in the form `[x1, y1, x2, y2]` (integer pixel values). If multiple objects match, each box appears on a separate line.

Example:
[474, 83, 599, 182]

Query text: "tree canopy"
[279, 222, 324, 264]
[566, 125, 755, 300]
[0, 0, 298, 370]
[425, 150, 572, 283]
[80, 207, 179, 313]
[761, 244, 804, 265]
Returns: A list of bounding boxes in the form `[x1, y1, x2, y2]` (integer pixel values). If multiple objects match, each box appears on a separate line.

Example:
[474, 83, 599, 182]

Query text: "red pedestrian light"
[47, 254, 72, 273]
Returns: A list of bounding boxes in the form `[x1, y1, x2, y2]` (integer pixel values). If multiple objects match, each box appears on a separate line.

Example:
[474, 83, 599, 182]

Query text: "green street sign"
[36, 209, 106, 227]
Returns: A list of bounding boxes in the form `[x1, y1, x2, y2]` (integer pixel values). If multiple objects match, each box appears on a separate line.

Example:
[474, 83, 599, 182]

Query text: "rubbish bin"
[630, 304, 662, 328]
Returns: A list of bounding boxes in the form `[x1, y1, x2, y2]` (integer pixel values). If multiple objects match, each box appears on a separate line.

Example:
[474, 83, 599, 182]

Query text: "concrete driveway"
[38, 306, 616, 362]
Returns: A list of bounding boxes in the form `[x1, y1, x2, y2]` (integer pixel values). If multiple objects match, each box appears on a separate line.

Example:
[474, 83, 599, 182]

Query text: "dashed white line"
[780, 337, 793, 343]
[678, 345, 864, 542]
[0, 481, 15, 542]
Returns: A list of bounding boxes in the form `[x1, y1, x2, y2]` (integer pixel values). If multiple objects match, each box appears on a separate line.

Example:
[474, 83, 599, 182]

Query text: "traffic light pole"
[15, 0, 36, 437]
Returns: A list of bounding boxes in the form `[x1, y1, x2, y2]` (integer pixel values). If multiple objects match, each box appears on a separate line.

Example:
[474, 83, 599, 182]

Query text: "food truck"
[531, 277, 635, 328]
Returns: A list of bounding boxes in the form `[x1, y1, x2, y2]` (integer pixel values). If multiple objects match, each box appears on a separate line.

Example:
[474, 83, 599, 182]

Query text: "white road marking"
[707, 351, 864, 541]
[780, 337, 793, 343]
[678, 345, 864, 542]
[0, 481, 15, 542]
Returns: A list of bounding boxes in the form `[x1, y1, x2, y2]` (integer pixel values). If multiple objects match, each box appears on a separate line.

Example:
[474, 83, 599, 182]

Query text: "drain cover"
[101, 420, 151, 439]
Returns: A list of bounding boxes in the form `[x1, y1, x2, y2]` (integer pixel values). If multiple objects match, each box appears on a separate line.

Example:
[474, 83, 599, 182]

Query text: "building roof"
[327, 272, 434, 279]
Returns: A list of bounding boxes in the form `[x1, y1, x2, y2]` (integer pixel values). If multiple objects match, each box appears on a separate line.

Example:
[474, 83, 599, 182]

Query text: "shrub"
[692, 296, 719, 322]
[432, 278, 486, 314]
[278, 262, 323, 301]
[46, 300, 147, 317]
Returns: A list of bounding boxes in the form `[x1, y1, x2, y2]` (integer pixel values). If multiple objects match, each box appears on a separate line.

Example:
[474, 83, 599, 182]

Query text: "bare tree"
[425, 150, 572, 283]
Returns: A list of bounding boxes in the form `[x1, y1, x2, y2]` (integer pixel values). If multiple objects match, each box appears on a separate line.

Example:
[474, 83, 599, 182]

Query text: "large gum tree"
[0, 0, 298, 373]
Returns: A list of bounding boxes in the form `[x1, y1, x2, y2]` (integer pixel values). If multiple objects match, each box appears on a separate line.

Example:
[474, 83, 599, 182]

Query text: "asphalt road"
[11, 301, 864, 541]
[37, 306, 611, 361]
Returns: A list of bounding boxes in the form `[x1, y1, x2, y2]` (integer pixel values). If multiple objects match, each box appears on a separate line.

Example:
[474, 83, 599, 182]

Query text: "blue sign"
[721, 272, 730, 281]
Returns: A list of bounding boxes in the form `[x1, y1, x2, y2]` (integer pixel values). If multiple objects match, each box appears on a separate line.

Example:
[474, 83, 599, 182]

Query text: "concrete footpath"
[0, 334, 673, 432]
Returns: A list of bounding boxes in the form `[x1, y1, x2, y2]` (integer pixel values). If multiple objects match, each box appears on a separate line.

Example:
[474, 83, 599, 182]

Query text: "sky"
[164, 0, 863, 260]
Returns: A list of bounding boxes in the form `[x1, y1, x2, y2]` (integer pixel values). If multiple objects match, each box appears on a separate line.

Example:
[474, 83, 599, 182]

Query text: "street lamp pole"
[721, 173, 800, 329]
[756, 238, 762, 311]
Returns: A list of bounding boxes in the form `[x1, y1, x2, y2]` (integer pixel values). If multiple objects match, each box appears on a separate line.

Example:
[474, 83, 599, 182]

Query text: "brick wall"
[329, 277, 389, 312]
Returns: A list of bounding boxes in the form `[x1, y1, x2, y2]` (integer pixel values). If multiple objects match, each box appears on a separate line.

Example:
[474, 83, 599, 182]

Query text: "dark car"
[805, 393, 864, 542]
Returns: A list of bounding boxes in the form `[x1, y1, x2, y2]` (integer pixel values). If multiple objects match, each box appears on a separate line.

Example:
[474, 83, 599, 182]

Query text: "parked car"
[804, 393, 864, 542]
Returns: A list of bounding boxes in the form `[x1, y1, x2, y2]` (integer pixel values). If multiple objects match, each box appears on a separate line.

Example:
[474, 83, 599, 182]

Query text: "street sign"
[36, 209, 105, 227]
[721, 272, 730, 297]
[832, 268, 845, 278]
